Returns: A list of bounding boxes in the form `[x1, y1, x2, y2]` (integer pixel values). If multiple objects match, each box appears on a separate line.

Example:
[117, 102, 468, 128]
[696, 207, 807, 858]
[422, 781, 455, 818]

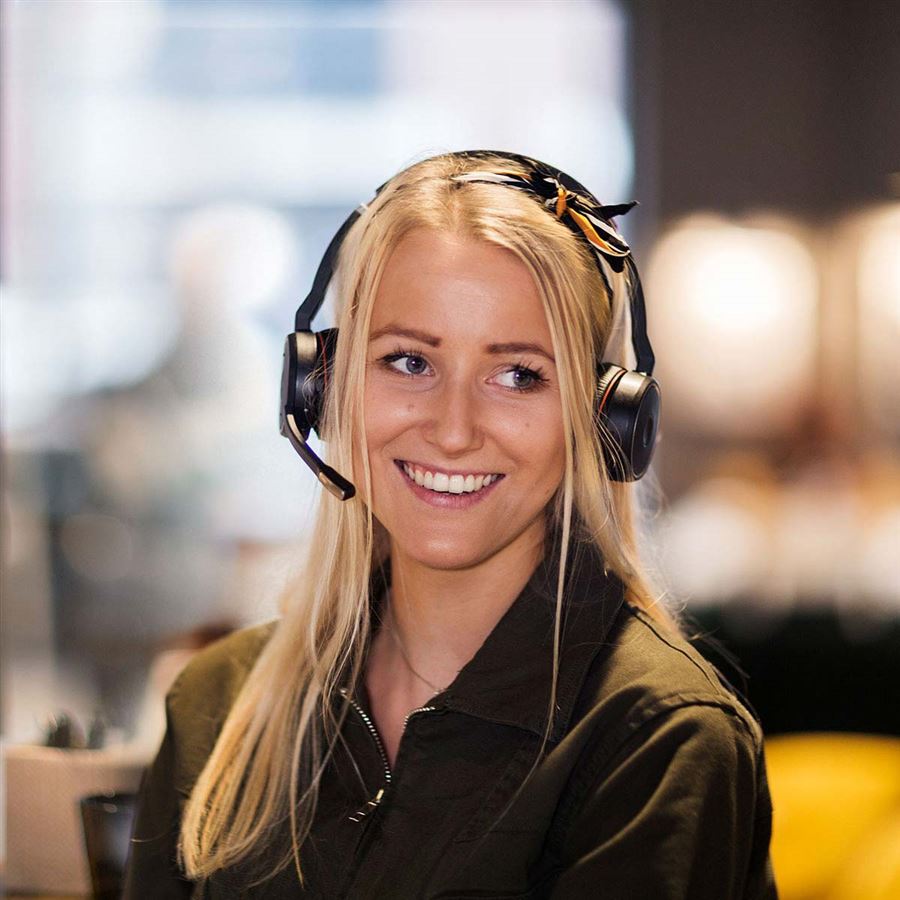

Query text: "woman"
[124, 151, 777, 898]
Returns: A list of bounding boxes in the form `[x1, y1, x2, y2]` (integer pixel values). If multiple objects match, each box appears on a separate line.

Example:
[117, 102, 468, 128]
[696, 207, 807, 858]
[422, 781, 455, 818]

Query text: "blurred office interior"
[1, 0, 899, 895]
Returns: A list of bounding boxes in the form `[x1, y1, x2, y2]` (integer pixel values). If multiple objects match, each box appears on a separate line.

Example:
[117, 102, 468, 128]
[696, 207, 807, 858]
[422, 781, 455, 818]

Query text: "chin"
[393, 533, 493, 573]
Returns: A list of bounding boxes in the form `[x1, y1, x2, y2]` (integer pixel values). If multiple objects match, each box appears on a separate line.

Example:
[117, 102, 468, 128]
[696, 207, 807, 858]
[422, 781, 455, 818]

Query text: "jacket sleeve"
[550, 703, 778, 900]
[121, 624, 276, 898]
[122, 690, 196, 900]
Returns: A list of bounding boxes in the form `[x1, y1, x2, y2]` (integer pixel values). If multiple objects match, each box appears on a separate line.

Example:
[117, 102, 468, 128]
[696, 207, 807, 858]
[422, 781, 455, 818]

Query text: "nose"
[423, 376, 485, 457]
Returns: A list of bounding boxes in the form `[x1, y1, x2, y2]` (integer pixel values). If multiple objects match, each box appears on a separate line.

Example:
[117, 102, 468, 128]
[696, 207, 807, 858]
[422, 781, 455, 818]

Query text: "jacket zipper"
[338, 691, 441, 898]
[341, 688, 392, 790]
[340, 686, 437, 822]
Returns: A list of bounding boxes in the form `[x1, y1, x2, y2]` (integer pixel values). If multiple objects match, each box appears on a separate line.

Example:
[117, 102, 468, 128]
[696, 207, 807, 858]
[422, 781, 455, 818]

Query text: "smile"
[399, 461, 503, 494]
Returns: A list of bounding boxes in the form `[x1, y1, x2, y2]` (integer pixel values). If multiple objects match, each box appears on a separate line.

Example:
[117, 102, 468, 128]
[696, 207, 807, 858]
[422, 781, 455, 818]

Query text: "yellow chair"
[765, 733, 900, 900]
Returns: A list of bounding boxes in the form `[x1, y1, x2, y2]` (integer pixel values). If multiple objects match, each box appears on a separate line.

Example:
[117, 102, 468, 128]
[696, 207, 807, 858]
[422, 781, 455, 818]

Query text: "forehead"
[370, 228, 551, 342]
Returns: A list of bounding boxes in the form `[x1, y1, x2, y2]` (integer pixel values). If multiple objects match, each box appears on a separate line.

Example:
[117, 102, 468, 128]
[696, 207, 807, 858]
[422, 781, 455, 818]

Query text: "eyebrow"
[369, 325, 556, 363]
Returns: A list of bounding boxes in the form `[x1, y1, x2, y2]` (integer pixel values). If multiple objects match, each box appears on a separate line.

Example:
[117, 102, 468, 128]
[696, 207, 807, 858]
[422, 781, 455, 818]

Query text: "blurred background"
[1, 0, 898, 896]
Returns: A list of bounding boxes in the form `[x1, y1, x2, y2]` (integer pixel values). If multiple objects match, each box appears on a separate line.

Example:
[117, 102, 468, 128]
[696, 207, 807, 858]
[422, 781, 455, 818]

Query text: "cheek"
[490, 404, 566, 498]
[493, 404, 565, 454]
[363, 383, 419, 452]
[529, 408, 567, 488]
[539, 437, 567, 492]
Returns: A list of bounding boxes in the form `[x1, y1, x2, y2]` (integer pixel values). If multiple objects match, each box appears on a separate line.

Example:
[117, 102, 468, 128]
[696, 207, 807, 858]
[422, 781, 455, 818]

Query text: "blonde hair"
[179, 152, 682, 884]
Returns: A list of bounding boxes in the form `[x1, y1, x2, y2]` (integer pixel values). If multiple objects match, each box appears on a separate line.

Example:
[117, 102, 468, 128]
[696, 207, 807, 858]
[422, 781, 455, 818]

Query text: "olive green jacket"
[124, 543, 777, 899]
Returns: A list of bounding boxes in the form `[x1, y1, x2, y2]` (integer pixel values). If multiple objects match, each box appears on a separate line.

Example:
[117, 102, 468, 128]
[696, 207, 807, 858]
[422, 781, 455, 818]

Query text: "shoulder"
[164, 620, 278, 794]
[573, 602, 764, 763]
[169, 619, 278, 709]
[550, 606, 777, 898]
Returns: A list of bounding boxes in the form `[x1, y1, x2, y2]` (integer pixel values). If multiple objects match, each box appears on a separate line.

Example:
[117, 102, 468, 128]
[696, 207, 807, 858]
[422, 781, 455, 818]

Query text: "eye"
[379, 350, 431, 377]
[494, 365, 548, 393]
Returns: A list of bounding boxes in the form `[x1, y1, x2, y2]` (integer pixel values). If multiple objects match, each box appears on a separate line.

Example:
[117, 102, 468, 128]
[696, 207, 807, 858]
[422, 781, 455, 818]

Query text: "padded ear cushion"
[280, 327, 339, 440]
[596, 363, 661, 482]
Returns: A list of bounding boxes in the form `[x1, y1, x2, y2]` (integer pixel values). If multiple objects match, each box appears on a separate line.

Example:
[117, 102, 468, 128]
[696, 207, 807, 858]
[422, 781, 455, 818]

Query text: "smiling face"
[362, 228, 567, 574]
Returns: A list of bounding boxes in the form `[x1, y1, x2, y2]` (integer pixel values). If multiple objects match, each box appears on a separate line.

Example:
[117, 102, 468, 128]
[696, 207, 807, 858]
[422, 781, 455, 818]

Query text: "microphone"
[282, 413, 356, 501]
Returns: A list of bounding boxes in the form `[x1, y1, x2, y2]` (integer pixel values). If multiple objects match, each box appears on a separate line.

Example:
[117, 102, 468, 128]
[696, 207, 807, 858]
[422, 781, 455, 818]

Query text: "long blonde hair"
[179, 152, 682, 884]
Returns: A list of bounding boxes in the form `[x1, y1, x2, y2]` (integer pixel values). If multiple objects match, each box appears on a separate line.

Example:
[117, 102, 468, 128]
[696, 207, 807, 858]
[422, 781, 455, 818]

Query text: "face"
[361, 228, 566, 574]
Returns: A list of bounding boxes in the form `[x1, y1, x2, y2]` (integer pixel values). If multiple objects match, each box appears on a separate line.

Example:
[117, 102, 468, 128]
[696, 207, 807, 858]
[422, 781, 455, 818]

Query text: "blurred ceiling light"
[59, 513, 135, 583]
[169, 204, 297, 315]
[647, 215, 818, 437]
[855, 204, 900, 436]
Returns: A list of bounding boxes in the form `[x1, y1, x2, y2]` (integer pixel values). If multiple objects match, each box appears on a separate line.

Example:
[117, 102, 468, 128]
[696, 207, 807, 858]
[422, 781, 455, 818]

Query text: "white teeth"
[401, 463, 500, 495]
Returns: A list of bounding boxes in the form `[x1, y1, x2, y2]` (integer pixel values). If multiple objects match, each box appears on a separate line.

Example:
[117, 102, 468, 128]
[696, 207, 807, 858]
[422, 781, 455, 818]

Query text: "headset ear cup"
[280, 327, 338, 440]
[596, 363, 661, 482]
[307, 328, 338, 438]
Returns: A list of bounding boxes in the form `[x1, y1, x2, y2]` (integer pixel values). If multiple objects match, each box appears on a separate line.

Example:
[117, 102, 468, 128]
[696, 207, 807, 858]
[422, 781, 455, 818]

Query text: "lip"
[393, 460, 504, 509]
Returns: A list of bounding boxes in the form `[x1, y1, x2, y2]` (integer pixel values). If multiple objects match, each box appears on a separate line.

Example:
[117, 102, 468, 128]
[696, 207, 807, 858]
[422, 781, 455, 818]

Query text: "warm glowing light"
[859, 506, 900, 613]
[856, 205, 900, 435]
[858, 206, 900, 324]
[647, 215, 818, 436]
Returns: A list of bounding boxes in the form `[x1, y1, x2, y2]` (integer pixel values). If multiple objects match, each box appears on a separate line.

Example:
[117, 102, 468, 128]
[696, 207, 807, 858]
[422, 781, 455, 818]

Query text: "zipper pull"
[348, 787, 385, 823]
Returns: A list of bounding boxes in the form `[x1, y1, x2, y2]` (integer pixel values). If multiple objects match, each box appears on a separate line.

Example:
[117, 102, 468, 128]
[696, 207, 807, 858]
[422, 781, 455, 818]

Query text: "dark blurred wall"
[627, 0, 900, 225]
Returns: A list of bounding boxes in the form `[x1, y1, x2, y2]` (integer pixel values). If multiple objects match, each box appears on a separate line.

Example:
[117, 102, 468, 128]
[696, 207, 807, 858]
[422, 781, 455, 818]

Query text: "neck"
[383, 531, 546, 689]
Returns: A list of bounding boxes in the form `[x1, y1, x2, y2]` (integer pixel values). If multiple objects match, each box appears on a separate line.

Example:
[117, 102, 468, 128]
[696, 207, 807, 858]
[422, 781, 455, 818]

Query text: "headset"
[280, 151, 661, 501]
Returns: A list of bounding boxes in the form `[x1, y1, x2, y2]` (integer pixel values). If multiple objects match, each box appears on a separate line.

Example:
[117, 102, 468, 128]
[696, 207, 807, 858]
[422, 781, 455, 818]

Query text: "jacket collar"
[441, 539, 625, 742]
[371, 535, 626, 743]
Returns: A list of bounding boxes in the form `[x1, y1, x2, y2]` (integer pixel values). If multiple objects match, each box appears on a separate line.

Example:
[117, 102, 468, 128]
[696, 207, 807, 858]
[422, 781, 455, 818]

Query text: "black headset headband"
[293, 151, 654, 377]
